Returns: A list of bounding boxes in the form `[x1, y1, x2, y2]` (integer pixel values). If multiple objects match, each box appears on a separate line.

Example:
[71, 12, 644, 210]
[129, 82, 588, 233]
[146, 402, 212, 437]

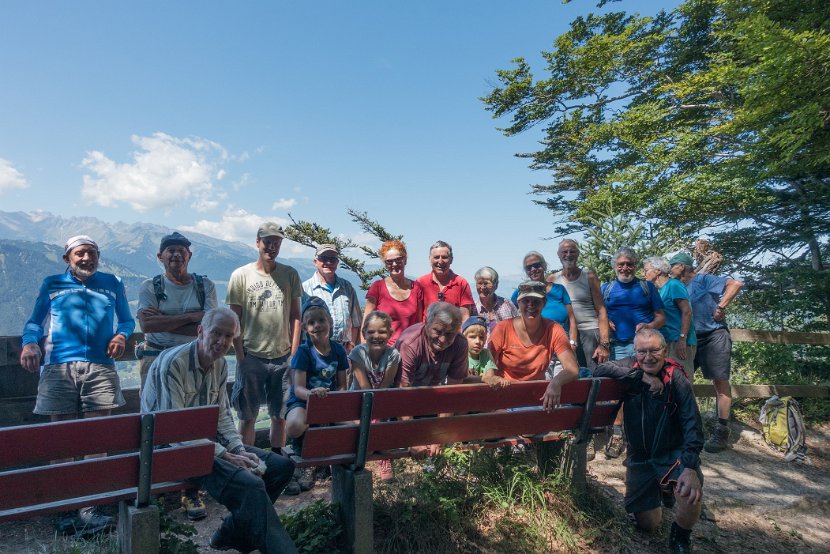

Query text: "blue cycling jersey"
[22, 270, 135, 365]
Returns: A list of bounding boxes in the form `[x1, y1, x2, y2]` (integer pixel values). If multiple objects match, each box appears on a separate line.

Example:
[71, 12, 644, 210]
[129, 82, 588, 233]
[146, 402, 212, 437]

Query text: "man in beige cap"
[302, 244, 362, 352]
[226, 223, 302, 463]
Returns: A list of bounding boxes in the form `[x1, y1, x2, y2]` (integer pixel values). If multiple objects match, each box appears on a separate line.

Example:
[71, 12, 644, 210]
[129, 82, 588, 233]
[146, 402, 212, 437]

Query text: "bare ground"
[3, 421, 829, 553]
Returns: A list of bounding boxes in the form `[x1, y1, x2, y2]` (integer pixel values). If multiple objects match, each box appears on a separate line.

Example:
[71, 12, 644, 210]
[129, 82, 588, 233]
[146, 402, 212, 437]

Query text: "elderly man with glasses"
[302, 244, 362, 353]
[594, 328, 704, 554]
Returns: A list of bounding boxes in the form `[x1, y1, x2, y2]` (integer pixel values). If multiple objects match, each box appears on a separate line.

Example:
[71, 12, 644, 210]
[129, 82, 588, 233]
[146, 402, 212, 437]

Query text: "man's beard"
[70, 264, 97, 280]
[616, 273, 635, 283]
[561, 260, 577, 270]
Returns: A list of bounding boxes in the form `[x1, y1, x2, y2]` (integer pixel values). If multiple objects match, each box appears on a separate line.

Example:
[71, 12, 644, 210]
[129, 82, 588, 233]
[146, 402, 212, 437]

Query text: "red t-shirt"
[366, 278, 424, 346]
[395, 322, 469, 387]
[416, 271, 475, 316]
[488, 318, 571, 381]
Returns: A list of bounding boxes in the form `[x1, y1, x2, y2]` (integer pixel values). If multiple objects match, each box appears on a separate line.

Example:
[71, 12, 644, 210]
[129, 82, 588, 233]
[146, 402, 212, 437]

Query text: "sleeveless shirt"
[555, 270, 599, 331]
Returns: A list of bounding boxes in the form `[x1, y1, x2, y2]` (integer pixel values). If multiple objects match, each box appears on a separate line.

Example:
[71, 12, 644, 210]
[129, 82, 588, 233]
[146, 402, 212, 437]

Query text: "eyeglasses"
[525, 262, 544, 272]
[616, 261, 635, 268]
[317, 256, 338, 264]
[635, 348, 664, 356]
[384, 256, 405, 267]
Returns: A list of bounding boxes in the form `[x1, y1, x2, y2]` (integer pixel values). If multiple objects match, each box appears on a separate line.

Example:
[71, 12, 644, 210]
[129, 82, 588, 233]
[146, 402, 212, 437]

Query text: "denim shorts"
[231, 353, 291, 420]
[34, 362, 125, 415]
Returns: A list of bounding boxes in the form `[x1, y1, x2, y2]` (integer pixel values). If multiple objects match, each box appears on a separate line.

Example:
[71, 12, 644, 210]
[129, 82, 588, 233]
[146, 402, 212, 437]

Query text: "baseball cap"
[315, 244, 339, 258]
[257, 222, 285, 239]
[669, 252, 694, 267]
[462, 315, 488, 334]
[516, 280, 547, 301]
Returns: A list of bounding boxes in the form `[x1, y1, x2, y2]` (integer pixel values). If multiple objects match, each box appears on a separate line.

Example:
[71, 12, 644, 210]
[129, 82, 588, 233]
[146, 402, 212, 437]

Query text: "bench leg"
[331, 466, 373, 554]
[118, 501, 159, 554]
[536, 438, 588, 488]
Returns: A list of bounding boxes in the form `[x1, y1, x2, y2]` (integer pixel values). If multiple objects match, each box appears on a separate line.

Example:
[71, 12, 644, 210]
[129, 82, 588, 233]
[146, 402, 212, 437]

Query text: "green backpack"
[759, 396, 808, 463]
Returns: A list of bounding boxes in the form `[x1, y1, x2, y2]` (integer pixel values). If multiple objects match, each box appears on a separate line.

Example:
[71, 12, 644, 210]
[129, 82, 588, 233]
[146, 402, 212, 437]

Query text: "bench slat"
[0, 406, 218, 470]
[306, 379, 622, 425]
[0, 442, 214, 511]
[302, 406, 586, 458]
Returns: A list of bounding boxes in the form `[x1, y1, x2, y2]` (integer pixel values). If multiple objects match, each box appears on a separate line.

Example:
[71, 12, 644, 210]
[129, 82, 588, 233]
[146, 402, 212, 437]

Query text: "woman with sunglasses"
[510, 251, 578, 348]
[363, 240, 424, 346]
[488, 280, 580, 410]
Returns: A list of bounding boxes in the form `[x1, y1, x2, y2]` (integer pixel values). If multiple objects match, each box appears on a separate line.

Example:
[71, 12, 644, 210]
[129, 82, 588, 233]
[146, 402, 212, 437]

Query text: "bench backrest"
[300, 378, 624, 465]
[0, 405, 218, 521]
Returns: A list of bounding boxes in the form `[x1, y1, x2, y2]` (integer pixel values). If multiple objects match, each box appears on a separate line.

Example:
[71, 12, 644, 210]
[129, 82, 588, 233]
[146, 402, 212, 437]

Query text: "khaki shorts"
[34, 362, 125, 415]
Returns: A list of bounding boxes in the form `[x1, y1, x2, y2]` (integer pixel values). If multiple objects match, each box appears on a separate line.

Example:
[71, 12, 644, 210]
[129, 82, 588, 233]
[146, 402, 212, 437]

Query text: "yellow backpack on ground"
[759, 395, 808, 463]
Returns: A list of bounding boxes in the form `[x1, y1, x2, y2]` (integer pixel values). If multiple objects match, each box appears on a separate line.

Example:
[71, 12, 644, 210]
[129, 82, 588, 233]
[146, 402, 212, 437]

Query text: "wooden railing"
[1, 329, 828, 427]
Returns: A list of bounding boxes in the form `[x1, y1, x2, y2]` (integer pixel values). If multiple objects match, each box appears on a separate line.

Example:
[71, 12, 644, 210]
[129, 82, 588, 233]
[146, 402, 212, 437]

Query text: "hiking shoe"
[74, 506, 114, 537]
[284, 473, 301, 495]
[704, 423, 730, 453]
[297, 467, 316, 491]
[378, 459, 395, 481]
[605, 428, 625, 459]
[668, 524, 693, 553]
[181, 489, 207, 521]
[53, 511, 78, 535]
[210, 527, 251, 553]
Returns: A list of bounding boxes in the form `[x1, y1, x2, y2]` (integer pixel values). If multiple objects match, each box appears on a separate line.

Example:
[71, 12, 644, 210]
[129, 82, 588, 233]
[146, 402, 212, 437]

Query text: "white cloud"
[0, 159, 28, 192]
[81, 132, 229, 212]
[272, 197, 297, 210]
[181, 207, 288, 243]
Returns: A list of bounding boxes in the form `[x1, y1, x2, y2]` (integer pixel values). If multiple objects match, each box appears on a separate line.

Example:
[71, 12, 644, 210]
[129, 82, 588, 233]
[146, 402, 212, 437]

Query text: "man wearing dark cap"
[670, 252, 743, 453]
[20, 235, 135, 536]
[136, 231, 217, 519]
[226, 222, 302, 467]
[302, 243, 362, 353]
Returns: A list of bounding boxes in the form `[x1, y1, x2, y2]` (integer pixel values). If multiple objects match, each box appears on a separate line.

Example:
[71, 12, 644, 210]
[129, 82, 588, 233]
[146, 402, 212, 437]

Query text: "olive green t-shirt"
[225, 262, 302, 358]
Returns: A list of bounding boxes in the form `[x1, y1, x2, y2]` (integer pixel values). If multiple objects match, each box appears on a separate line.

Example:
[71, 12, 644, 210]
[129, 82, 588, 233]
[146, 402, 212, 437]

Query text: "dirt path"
[588, 422, 830, 553]
[3, 422, 828, 553]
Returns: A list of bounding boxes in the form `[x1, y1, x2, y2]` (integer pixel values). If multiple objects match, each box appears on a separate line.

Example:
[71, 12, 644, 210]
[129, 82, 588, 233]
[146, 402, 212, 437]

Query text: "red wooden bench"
[284, 377, 625, 552]
[0, 405, 218, 553]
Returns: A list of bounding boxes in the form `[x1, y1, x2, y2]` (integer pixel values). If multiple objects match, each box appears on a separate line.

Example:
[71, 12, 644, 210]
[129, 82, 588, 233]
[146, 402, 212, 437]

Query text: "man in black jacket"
[594, 328, 704, 554]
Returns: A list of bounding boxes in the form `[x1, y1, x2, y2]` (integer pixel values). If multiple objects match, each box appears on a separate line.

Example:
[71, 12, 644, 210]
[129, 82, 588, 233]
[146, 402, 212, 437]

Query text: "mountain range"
[0, 210, 361, 335]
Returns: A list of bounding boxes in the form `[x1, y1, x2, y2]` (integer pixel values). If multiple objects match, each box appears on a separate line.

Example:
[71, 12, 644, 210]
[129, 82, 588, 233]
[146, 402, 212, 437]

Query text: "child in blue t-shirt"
[285, 297, 349, 447]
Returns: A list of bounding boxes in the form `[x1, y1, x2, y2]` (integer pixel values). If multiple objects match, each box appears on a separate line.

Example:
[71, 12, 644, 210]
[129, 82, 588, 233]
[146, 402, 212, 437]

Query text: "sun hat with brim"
[516, 280, 547, 301]
[669, 252, 694, 267]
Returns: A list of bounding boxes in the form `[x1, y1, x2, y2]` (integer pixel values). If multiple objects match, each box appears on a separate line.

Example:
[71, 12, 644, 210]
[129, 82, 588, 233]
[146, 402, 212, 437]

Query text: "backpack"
[152, 273, 207, 309]
[602, 278, 651, 303]
[759, 396, 808, 462]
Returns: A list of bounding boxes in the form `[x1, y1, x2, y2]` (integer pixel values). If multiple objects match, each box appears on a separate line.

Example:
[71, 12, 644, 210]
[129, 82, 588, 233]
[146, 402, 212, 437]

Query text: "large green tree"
[483, 0, 830, 328]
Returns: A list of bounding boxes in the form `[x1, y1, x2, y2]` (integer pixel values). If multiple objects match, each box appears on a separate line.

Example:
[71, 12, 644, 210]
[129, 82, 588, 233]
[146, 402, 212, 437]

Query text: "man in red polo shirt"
[416, 240, 475, 320]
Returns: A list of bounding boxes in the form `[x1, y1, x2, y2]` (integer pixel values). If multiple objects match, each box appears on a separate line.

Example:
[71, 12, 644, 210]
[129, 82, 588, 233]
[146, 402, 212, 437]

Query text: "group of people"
[20, 224, 743, 553]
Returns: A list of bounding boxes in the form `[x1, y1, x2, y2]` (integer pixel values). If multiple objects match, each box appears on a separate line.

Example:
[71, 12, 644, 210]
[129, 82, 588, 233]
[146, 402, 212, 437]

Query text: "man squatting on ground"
[226, 222, 302, 451]
[141, 307, 298, 554]
[20, 235, 135, 536]
[594, 328, 704, 554]
[136, 231, 218, 520]
[670, 252, 744, 453]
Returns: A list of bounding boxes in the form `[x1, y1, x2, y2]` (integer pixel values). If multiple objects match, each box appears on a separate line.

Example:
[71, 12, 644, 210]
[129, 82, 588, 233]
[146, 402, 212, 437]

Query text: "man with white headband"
[20, 235, 135, 537]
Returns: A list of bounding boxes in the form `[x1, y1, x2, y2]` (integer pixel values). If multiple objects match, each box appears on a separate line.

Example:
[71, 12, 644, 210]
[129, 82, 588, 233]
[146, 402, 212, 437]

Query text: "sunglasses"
[616, 261, 635, 268]
[384, 256, 405, 267]
[317, 256, 339, 264]
[525, 262, 544, 272]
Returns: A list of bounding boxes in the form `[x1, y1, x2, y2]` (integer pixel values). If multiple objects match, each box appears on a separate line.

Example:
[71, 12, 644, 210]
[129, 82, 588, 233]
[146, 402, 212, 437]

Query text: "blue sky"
[0, 0, 676, 281]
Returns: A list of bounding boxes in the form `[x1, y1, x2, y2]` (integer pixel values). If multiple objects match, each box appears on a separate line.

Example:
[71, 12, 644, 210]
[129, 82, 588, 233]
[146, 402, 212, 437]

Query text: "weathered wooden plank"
[693, 383, 830, 398]
[730, 328, 830, 345]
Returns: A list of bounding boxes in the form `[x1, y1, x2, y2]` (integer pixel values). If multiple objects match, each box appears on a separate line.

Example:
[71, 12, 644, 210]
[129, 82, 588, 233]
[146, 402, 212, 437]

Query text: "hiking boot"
[74, 506, 114, 537]
[378, 458, 395, 481]
[704, 423, 730, 453]
[605, 427, 625, 459]
[668, 523, 693, 553]
[181, 489, 207, 521]
[296, 467, 316, 491]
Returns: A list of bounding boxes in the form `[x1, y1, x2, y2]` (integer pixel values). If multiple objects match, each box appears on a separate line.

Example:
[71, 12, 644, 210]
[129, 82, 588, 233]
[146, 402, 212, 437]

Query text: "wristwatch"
[599, 341, 611, 349]
[569, 339, 577, 347]
[679, 333, 687, 339]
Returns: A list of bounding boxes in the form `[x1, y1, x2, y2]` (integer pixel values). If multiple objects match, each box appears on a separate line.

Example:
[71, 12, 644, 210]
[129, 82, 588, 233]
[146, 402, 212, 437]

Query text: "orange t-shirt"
[488, 318, 571, 381]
